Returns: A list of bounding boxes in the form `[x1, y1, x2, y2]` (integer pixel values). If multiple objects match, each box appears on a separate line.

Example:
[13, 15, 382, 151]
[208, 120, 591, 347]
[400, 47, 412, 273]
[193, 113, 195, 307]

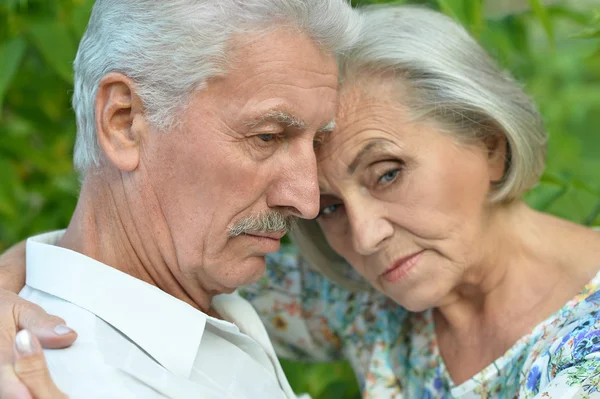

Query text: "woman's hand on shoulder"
[0, 289, 77, 398]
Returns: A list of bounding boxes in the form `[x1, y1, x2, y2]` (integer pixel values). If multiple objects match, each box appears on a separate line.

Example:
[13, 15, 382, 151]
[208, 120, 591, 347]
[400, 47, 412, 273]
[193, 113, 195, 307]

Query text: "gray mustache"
[228, 211, 297, 238]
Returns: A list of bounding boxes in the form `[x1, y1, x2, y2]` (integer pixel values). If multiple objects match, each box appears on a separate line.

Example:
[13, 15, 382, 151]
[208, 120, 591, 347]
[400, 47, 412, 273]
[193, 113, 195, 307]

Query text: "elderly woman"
[1, 5, 599, 399]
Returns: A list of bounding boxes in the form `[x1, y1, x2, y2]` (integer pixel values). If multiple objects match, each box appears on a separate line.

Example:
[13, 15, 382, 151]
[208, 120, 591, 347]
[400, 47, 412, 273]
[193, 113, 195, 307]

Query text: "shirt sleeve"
[237, 244, 349, 362]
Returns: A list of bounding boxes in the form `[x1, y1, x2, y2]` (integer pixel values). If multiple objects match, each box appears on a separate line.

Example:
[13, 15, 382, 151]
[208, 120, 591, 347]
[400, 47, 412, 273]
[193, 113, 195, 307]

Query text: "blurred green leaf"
[437, 0, 467, 25]
[316, 381, 351, 399]
[28, 20, 76, 83]
[572, 26, 600, 39]
[585, 201, 600, 226]
[547, 6, 593, 25]
[0, 36, 26, 110]
[70, 0, 94, 38]
[539, 172, 568, 186]
[2, 0, 600, 397]
[0, 159, 19, 211]
[528, 0, 555, 44]
[466, 0, 484, 37]
[524, 183, 568, 211]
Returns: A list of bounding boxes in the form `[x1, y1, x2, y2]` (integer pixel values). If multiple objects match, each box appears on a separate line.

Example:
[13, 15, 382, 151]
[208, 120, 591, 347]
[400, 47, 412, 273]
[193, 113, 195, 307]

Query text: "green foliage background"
[0, 0, 599, 398]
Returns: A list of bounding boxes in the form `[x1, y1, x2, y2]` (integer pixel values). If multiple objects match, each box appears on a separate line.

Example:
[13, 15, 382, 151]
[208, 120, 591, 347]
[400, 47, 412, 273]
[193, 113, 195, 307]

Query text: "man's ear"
[95, 73, 146, 172]
[484, 132, 508, 183]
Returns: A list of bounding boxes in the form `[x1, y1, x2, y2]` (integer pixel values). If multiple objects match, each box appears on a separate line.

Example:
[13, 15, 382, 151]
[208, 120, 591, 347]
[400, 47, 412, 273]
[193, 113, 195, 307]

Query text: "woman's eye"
[313, 135, 325, 149]
[318, 204, 341, 218]
[258, 134, 275, 142]
[378, 169, 400, 184]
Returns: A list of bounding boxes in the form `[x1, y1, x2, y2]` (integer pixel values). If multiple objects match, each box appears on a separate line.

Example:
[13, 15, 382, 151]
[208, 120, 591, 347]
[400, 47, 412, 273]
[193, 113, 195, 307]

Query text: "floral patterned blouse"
[238, 244, 600, 398]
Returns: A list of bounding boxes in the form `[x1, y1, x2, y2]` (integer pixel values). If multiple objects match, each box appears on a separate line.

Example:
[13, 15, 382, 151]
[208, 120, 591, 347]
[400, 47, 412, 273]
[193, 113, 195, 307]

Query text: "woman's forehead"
[320, 98, 409, 158]
[334, 76, 412, 129]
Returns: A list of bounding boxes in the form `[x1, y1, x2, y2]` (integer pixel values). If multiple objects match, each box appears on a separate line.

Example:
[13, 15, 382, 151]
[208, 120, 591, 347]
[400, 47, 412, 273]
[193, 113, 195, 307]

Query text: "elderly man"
[0, 0, 360, 397]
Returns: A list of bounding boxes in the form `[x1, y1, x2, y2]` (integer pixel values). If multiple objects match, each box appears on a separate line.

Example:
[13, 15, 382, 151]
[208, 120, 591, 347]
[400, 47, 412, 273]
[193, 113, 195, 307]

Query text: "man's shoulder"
[27, 230, 65, 245]
[19, 285, 97, 335]
[20, 286, 161, 397]
[21, 286, 229, 398]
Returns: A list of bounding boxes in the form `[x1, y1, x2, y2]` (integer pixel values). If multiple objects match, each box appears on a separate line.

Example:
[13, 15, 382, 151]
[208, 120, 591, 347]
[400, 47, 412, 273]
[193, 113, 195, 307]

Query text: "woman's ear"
[95, 73, 146, 172]
[484, 133, 508, 183]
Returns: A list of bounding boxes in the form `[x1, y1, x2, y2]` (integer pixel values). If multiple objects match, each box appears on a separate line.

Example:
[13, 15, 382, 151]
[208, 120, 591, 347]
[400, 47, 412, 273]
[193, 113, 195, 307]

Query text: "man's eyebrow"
[246, 110, 308, 130]
[348, 139, 395, 174]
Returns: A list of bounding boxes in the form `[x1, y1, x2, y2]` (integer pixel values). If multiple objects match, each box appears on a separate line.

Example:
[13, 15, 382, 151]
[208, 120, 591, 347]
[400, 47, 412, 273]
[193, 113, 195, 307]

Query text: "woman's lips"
[381, 250, 425, 283]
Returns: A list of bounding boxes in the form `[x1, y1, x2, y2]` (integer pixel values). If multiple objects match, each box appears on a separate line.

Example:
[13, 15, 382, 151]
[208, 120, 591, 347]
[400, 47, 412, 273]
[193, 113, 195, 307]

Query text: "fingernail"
[54, 324, 74, 335]
[15, 330, 41, 356]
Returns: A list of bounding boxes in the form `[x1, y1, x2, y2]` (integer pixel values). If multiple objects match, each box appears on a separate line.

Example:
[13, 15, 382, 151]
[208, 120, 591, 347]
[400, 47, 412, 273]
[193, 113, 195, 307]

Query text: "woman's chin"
[395, 297, 433, 313]
[383, 285, 441, 313]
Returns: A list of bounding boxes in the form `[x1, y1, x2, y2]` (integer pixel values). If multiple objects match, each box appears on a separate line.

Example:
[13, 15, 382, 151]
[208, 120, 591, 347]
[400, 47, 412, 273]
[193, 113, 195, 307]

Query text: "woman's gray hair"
[72, 0, 361, 173]
[292, 5, 548, 291]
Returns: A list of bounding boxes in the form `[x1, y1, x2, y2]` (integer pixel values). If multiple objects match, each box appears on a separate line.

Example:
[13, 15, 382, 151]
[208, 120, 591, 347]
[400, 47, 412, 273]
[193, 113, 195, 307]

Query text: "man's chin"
[240, 255, 268, 285]
[218, 255, 267, 292]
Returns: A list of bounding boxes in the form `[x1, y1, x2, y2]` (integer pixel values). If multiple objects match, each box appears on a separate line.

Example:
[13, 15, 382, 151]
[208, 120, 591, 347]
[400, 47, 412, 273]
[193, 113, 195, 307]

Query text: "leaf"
[28, 21, 76, 84]
[524, 183, 568, 211]
[539, 172, 568, 186]
[316, 381, 349, 399]
[570, 179, 600, 197]
[571, 27, 600, 40]
[466, 0, 484, 37]
[527, 0, 555, 45]
[0, 37, 26, 111]
[437, 0, 467, 25]
[0, 159, 20, 220]
[70, 0, 95, 39]
[437, 0, 485, 36]
[585, 200, 600, 226]
[547, 6, 593, 25]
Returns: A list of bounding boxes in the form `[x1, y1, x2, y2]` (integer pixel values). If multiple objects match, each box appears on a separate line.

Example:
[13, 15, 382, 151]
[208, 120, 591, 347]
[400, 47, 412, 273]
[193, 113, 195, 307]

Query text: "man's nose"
[348, 200, 394, 256]
[268, 142, 320, 219]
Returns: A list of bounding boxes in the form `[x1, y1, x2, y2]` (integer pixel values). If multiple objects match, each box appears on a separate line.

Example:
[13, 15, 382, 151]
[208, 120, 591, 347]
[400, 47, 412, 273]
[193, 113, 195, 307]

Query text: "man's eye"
[258, 134, 275, 142]
[378, 169, 400, 184]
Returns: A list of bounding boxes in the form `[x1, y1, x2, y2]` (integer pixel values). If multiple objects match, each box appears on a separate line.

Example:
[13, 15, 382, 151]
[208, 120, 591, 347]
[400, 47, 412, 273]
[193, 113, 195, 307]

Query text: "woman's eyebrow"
[347, 138, 395, 174]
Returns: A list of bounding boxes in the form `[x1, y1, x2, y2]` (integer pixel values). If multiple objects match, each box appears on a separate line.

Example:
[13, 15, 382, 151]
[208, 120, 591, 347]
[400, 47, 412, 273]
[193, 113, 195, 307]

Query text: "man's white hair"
[72, 0, 361, 173]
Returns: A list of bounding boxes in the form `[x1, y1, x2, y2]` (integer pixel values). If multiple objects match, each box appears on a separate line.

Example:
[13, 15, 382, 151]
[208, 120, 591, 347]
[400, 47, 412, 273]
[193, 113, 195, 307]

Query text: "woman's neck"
[434, 201, 600, 384]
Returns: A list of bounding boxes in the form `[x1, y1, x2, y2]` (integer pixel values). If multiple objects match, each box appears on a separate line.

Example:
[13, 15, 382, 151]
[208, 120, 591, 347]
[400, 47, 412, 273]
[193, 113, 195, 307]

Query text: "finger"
[0, 290, 73, 399]
[0, 364, 32, 399]
[14, 330, 67, 399]
[0, 326, 30, 399]
[5, 291, 77, 349]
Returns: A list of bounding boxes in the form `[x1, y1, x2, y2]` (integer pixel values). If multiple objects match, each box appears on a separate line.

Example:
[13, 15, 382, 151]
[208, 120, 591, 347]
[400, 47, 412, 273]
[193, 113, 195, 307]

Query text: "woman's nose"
[348, 202, 394, 256]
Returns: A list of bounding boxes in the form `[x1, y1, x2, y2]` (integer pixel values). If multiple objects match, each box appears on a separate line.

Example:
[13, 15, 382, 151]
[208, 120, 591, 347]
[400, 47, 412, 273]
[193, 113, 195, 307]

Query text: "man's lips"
[243, 231, 287, 240]
[380, 250, 425, 282]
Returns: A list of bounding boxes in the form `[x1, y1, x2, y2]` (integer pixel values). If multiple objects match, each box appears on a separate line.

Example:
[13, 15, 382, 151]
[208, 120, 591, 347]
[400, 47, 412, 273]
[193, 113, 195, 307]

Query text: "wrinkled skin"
[0, 28, 339, 398]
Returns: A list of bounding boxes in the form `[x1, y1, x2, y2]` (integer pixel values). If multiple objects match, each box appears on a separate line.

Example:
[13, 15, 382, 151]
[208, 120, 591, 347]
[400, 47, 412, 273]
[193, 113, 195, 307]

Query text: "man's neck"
[58, 172, 215, 313]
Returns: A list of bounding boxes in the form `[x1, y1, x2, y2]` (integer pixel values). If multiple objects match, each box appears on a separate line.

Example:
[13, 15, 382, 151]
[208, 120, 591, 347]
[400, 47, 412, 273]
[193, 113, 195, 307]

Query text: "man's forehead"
[211, 30, 339, 135]
[222, 29, 339, 101]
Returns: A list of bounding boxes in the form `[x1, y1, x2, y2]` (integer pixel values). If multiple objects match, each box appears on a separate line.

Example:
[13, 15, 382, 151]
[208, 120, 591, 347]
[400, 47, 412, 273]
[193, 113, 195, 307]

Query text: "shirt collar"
[25, 230, 207, 379]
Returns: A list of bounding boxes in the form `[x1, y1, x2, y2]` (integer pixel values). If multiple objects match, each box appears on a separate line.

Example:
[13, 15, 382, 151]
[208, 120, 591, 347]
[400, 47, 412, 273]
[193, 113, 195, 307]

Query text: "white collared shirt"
[20, 231, 299, 399]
